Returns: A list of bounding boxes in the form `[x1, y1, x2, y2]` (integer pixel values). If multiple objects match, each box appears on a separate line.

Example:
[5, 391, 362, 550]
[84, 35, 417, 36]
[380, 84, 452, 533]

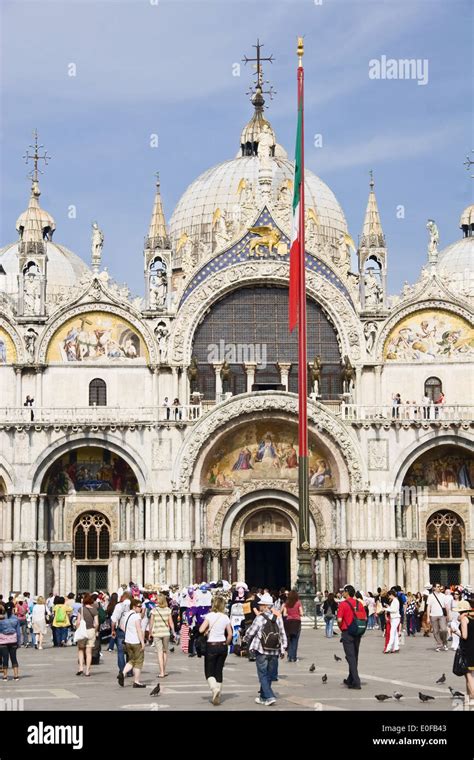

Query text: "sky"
[1, 0, 473, 298]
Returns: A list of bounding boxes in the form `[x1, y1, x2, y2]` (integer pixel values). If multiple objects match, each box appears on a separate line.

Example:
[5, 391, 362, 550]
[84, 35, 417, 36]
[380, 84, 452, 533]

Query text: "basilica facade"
[0, 85, 473, 598]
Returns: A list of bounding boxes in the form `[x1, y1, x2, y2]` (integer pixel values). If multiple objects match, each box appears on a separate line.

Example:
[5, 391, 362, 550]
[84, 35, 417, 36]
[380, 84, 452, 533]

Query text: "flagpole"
[295, 36, 314, 610]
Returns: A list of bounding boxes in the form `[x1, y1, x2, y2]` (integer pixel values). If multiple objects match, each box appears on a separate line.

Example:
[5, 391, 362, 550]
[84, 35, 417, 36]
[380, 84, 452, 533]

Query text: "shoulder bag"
[452, 644, 469, 677]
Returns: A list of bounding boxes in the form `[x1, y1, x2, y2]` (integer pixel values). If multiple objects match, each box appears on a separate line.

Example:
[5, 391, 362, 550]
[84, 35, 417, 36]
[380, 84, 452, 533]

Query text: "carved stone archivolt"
[168, 261, 363, 365]
[172, 392, 365, 491]
[375, 297, 473, 363]
[37, 301, 157, 364]
[210, 481, 327, 548]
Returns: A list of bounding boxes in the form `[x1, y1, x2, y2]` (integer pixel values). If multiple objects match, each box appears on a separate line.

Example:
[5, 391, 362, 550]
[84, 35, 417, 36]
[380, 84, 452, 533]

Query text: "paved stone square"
[1, 626, 471, 712]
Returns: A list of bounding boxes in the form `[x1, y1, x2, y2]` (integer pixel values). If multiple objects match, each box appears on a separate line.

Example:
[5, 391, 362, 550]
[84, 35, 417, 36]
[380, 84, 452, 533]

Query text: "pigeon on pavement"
[393, 692, 403, 700]
[322, 674, 328, 684]
[334, 654, 342, 662]
[435, 673, 446, 684]
[309, 663, 316, 672]
[449, 687, 464, 699]
[419, 692, 435, 702]
[150, 683, 161, 697]
[375, 694, 392, 701]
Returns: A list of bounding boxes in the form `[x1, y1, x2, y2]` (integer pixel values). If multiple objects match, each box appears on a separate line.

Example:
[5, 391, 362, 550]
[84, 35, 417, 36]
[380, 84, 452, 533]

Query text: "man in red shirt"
[337, 585, 363, 690]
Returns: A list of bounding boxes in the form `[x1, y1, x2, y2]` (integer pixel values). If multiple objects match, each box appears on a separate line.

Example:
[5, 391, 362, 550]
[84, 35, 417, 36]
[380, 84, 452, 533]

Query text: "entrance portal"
[76, 565, 109, 593]
[245, 542, 291, 590]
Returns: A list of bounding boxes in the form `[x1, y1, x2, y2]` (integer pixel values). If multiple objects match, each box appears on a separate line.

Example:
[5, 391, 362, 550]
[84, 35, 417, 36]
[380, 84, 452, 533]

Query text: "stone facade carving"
[368, 439, 389, 470]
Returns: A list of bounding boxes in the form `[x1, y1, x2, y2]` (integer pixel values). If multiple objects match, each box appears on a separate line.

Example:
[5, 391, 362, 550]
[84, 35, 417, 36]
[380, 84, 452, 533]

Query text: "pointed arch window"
[89, 378, 107, 406]
[426, 511, 464, 559]
[73, 512, 110, 560]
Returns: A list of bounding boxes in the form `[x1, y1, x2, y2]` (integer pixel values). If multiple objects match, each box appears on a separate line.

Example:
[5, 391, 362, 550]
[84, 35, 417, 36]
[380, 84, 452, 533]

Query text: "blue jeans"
[116, 629, 126, 672]
[55, 627, 69, 645]
[255, 653, 278, 701]
[325, 617, 335, 637]
[367, 614, 376, 630]
[287, 629, 300, 661]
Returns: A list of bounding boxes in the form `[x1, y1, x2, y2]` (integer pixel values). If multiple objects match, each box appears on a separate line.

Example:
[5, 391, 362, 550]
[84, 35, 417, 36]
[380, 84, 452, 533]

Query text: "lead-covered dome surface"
[436, 236, 474, 297]
[169, 155, 348, 252]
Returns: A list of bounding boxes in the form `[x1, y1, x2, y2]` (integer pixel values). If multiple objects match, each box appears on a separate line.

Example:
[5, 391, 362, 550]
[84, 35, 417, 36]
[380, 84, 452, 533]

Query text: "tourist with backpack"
[243, 592, 287, 706]
[336, 584, 367, 690]
[52, 596, 72, 647]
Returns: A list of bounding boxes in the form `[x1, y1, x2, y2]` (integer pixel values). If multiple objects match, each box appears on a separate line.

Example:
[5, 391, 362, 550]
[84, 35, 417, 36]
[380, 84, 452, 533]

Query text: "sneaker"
[211, 689, 221, 705]
[443, 646, 448, 651]
[255, 697, 266, 705]
[133, 683, 147, 688]
[435, 647, 442, 652]
[265, 698, 276, 706]
[117, 671, 124, 687]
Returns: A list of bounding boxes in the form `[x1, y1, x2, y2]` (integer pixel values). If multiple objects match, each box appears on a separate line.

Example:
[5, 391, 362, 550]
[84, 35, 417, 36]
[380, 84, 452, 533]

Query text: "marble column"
[327, 551, 334, 592]
[405, 551, 414, 592]
[319, 552, 327, 592]
[145, 551, 154, 584]
[354, 550, 361, 590]
[15, 367, 22, 408]
[29, 494, 38, 541]
[417, 551, 425, 591]
[65, 553, 73, 594]
[12, 552, 21, 591]
[396, 551, 404, 587]
[111, 552, 120, 591]
[145, 494, 152, 539]
[194, 551, 203, 583]
[211, 550, 220, 582]
[37, 553, 45, 597]
[377, 551, 385, 588]
[183, 495, 191, 540]
[331, 551, 340, 591]
[158, 551, 166, 584]
[38, 495, 46, 542]
[52, 553, 60, 593]
[277, 362, 291, 391]
[182, 551, 191, 586]
[339, 550, 348, 587]
[3, 496, 12, 541]
[366, 551, 373, 593]
[243, 363, 257, 394]
[389, 495, 396, 539]
[221, 550, 230, 581]
[3, 553, 12, 596]
[124, 552, 132, 583]
[175, 495, 183, 540]
[59, 553, 66, 594]
[388, 552, 396, 588]
[230, 550, 239, 582]
[170, 551, 178, 585]
[213, 363, 223, 399]
[340, 496, 348, 546]
[395, 498, 403, 538]
[193, 494, 202, 547]
[13, 496, 22, 542]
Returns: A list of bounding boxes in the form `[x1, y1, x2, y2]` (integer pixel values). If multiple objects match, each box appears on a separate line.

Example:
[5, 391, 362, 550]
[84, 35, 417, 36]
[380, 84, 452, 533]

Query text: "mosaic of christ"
[202, 422, 334, 490]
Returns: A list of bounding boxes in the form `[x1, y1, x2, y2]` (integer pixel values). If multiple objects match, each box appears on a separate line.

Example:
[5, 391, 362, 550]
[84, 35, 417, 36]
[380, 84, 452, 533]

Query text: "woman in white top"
[199, 595, 232, 705]
[384, 589, 401, 653]
[31, 596, 47, 650]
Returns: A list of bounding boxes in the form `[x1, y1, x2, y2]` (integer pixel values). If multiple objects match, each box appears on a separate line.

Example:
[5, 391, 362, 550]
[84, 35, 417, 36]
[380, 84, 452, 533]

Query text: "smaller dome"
[436, 236, 474, 297]
[16, 181, 56, 242]
[0, 241, 90, 298]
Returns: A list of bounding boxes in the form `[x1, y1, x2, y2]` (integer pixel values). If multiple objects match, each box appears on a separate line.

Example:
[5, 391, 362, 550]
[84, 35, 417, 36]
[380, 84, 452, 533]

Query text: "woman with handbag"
[457, 598, 474, 700]
[0, 603, 21, 681]
[199, 596, 232, 705]
[282, 591, 303, 662]
[149, 594, 175, 678]
[75, 594, 98, 677]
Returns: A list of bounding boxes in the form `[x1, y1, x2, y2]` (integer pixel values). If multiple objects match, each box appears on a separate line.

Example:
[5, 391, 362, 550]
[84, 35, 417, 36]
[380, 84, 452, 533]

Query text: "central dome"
[169, 154, 348, 252]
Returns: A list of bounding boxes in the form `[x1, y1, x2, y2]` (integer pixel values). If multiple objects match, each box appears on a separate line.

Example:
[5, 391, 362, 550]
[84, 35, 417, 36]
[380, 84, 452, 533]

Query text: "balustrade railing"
[0, 404, 203, 424]
[341, 403, 473, 422]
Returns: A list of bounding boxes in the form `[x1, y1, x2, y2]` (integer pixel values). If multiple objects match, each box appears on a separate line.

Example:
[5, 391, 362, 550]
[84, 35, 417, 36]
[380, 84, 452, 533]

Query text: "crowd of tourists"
[0, 579, 472, 706]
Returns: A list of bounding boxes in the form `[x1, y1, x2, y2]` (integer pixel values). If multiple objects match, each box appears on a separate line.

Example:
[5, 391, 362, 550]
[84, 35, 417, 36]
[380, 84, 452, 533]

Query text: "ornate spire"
[16, 130, 55, 252]
[360, 171, 385, 248]
[240, 40, 277, 157]
[145, 172, 170, 251]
